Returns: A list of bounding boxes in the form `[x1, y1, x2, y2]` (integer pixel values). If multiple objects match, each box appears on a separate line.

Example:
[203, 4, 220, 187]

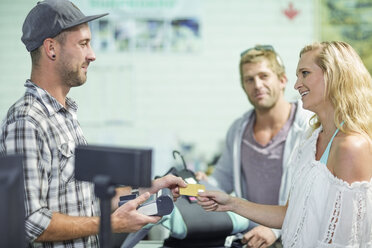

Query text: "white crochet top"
[281, 127, 372, 247]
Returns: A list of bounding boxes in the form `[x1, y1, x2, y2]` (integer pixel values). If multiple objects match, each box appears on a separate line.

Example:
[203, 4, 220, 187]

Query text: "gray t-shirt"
[241, 103, 297, 205]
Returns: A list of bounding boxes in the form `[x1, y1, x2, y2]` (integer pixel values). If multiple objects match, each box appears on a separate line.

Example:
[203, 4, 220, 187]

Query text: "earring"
[52, 54, 56, 59]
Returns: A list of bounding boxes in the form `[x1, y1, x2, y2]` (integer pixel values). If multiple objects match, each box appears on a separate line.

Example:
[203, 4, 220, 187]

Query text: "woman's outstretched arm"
[198, 190, 287, 229]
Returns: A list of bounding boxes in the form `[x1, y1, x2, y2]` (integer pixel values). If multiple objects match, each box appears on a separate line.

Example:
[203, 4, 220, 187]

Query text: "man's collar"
[24, 80, 78, 116]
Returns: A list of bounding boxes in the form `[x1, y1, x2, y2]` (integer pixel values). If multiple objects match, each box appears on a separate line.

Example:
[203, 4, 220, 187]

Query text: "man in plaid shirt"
[0, 0, 186, 247]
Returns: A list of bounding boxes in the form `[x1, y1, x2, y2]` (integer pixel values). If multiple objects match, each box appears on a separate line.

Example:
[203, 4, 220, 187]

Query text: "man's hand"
[242, 225, 277, 248]
[146, 174, 187, 200]
[111, 186, 132, 211]
[111, 192, 161, 233]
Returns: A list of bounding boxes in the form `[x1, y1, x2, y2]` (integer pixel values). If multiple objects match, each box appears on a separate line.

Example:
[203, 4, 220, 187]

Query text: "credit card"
[179, 183, 205, 197]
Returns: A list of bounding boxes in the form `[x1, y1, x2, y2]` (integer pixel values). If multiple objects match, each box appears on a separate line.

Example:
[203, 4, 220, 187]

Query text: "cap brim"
[64, 13, 109, 30]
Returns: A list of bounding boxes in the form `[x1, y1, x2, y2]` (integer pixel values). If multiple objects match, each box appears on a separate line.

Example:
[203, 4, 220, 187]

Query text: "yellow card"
[180, 184, 205, 196]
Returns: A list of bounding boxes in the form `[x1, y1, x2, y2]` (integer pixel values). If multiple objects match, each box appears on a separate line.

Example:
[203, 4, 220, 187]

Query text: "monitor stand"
[94, 175, 116, 248]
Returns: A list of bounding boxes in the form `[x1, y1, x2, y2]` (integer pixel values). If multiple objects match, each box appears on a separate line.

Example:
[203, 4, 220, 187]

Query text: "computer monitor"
[0, 155, 26, 247]
[74, 144, 152, 187]
[74, 144, 153, 247]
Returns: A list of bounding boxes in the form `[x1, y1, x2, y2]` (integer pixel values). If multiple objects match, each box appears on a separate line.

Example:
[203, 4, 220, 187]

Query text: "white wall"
[0, 0, 315, 176]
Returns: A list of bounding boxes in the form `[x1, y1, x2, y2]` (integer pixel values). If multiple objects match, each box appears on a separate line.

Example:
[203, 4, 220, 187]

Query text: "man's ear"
[279, 74, 288, 90]
[43, 38, 57, 60]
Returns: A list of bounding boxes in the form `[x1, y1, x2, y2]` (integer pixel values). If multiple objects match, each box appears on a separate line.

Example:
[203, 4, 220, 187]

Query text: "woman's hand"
[197, 190, 234, 212]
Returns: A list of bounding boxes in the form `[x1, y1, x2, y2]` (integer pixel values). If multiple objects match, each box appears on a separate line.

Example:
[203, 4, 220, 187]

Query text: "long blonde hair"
[300, 41, 372, 139]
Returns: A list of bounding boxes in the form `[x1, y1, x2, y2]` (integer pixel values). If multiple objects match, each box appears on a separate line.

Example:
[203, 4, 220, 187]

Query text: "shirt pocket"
[58, 141, 75, 183]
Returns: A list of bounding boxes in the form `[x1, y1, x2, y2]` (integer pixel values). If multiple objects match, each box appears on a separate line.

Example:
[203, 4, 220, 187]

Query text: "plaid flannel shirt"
[0, 80, 100, 247]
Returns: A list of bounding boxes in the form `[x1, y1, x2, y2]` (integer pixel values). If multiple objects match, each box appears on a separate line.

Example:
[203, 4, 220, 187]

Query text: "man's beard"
[63, 69, 86, 87]
[248, 94, 278, 112]
[58, 60, 87, 87]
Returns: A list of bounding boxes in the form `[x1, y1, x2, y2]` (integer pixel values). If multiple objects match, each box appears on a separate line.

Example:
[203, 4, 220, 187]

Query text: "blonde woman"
[198, 41, 372, 247]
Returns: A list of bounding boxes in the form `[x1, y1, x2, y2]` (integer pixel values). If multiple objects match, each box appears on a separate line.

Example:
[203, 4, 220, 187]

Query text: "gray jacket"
[208, 100, 312, 237]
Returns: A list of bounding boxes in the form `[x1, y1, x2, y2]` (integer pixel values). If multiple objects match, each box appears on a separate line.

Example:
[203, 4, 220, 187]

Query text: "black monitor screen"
[75, 145, 152, 187]
[0, 155, 26, 247]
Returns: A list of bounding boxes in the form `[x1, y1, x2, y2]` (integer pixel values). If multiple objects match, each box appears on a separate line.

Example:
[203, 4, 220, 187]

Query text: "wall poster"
[77, 0, 202, 53]
[319, 0, 372, 73]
